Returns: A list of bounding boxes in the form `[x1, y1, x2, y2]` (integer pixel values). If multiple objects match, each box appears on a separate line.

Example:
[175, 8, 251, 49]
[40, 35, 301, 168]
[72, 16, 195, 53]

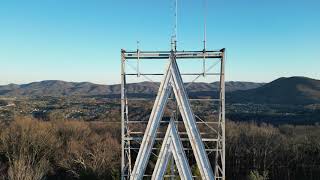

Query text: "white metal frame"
[121, 48, 226, 180]
[152, 118, 193, 180]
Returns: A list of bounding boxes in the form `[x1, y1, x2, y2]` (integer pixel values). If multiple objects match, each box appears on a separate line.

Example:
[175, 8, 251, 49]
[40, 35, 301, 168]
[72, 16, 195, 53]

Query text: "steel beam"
[152, 119, 193, 180]
[123, 50, 224, 59]
[125, 73, 220, 76]
[130, 61, 173, 179]
[121, 50, 126, 180]
[170, 54, 214, 180]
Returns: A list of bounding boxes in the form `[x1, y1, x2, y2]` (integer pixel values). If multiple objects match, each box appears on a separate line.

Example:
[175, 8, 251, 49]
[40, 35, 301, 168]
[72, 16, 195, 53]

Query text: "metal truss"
[152, 118, 192, 180]
[121, 48, 226, 180]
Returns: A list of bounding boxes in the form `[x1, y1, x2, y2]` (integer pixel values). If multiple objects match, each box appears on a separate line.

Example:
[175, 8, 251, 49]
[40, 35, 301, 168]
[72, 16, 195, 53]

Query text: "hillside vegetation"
[0, 117, 120, 179]
[0, 117, 319, 180]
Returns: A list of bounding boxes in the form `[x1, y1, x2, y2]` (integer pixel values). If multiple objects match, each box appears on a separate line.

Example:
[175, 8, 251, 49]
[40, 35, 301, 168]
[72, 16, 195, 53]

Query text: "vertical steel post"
[121, 49, 127, 180]
[220, 48, 226, 180]
[214, 48, 226, 180]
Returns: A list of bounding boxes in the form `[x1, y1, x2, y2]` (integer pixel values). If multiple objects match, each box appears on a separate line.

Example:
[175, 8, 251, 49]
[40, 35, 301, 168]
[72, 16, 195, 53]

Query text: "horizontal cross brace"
[128, 132, 215, 135]
[122, 175, 207, 178]
[126, 121, 220, 124]
[122, 49, 224, 59]
[125, 137, 220, 142]
[124, 73, 221, 76]
[125, 147, 222, 151]
[122, 175, 224, 179]
[127, 98, 221, 101]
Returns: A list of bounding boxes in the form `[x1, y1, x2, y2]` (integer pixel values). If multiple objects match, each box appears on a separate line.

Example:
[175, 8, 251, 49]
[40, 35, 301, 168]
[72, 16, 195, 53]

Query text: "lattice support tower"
[121, 48, 226, 180]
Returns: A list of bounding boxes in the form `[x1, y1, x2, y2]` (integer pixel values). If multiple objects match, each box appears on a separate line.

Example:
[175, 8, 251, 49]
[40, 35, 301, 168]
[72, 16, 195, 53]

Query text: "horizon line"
[0, 76, 318, 86]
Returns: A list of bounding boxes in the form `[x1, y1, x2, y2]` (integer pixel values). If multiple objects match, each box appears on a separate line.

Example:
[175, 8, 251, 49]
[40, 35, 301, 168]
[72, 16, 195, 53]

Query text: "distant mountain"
[229, 77, 320, 105]
[2, 77, 319, 105]
[0, 80, 264, 97]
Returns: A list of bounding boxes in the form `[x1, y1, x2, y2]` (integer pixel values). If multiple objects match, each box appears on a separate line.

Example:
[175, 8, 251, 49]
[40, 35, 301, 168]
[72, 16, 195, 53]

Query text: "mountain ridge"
[0, 80, 264, 97]
[229, 76, 320, 105]
[1, 77, 320, 105]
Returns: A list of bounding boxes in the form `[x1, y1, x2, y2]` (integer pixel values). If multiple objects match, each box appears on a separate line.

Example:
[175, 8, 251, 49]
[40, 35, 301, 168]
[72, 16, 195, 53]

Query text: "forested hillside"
[0, 117, 319, 180]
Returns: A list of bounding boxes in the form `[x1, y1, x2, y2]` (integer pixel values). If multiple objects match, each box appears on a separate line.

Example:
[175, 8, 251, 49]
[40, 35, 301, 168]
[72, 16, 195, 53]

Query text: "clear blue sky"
[0, 0, 319, 85]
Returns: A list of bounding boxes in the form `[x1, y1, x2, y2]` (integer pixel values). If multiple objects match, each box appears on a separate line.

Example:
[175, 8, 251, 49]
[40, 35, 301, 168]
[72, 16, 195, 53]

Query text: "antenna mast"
[203, 0, 208, 76]
[171, 0, 178, 51]
[203, 0, 207, 50]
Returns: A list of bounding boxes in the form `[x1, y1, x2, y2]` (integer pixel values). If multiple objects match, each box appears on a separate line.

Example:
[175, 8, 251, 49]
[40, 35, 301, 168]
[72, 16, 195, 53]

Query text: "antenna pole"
[203, 0, 207, 50]
[203, 0, 207, 76]
[171, 0, 178, 51]
[137, 41, 140, 77]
